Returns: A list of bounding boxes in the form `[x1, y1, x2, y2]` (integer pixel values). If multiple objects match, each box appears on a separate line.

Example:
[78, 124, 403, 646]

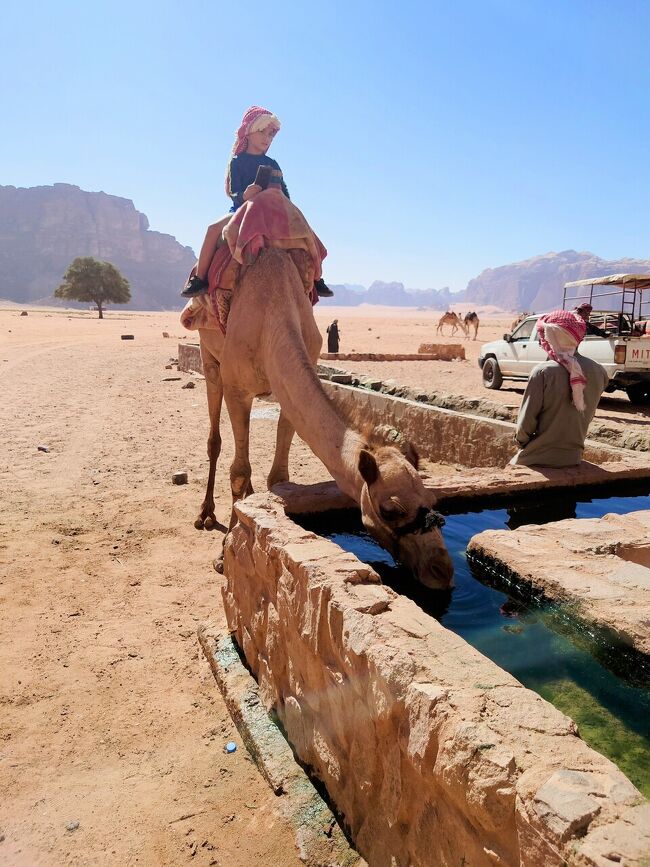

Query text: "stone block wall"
[178, 342, 202, 375]
[223, 495, 649, 867]
[322, 381, 525, 466]
[323, 381, 631, 469]
[179, 343, 650, 462]
[418, 343, 466, 357]
[321, 346, 465, 361]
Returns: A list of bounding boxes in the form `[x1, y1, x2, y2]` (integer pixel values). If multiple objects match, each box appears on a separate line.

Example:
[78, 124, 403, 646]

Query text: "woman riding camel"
[182, 105, 332, 299]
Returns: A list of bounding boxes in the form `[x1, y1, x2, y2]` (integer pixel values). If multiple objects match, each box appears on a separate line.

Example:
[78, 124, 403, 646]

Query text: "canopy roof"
[564, 274, 650, 291]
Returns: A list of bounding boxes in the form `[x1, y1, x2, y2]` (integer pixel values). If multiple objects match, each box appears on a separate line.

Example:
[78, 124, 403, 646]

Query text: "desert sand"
[0, 307, 326, 867]
[1, 302, 648, 866]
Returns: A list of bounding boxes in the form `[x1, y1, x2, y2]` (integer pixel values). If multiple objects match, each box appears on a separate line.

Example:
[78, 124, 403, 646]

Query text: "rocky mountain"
[320, 281, 457, 308]
[0, 184, 196, 309]
[3, 185, 647, 314]
[464, 250, 650, 312]
[320, 284, 368, 306]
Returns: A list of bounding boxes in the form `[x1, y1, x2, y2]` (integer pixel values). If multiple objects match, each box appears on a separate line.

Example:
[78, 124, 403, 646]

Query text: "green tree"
[55, 257, 131, 319]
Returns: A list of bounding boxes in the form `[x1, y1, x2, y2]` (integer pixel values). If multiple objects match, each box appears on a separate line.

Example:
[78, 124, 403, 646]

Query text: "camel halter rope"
[393, 507, 446, 538]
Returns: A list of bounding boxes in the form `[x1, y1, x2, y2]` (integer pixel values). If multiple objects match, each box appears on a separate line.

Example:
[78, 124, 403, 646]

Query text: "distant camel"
[510, 312, 530, 332]
[436, 311, 467, 337]
[464, 311, 480, 340]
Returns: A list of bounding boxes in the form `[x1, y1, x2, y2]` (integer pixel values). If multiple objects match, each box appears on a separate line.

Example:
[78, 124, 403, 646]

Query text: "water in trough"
[296, 488, 650, 797]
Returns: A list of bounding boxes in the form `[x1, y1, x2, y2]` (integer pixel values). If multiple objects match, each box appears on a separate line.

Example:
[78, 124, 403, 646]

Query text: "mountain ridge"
[1, 184, 648, 311]
[0, 183, 196, 310]
[464, 249, 650, 311]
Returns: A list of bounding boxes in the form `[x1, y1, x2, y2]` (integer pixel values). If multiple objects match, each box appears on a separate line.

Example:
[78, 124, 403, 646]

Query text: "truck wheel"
[482, 358, 503, 390]
[626, 383, 650, 405]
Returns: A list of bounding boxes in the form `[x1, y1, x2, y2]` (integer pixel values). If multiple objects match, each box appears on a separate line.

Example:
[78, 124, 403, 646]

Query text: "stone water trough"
[223, 492, 649, 867]
[320, 346, 466, 362]
[322, 381, 650, 496]
[180, 342, 650, 865]
[468, 509, 650, 664]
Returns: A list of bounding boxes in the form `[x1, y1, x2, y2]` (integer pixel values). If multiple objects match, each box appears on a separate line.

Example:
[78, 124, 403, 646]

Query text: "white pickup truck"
[478, 274, 650, 405]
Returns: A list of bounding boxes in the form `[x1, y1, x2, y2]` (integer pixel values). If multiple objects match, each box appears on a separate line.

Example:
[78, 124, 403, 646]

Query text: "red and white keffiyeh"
[231, 106, 281, 156]
[536, 310, 588, 411]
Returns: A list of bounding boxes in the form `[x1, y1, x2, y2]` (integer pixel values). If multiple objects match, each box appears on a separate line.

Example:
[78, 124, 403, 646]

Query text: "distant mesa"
[320, 281, 457, 309]
[1, 184, 648, 312]
[464, 250, 650, 312]
[324, 252, 650, 311]
[0, 183, 196, 310]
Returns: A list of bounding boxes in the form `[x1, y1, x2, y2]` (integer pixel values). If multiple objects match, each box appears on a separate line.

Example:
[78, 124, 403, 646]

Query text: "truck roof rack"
[564, 274, 650, 291]
[563, 274, 650, 321]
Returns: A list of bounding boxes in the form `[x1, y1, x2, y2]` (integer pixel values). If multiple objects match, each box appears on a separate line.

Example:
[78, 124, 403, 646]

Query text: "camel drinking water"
[436, 311, 467, 337]
[184, 247, 453, 589]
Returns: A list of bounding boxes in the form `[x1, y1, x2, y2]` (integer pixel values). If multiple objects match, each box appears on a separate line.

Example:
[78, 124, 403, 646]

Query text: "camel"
[510, 312, 529, 332]
[463, 311, 480, 340]
[436, 311, 467, 337]
[191, 247, 453, 589]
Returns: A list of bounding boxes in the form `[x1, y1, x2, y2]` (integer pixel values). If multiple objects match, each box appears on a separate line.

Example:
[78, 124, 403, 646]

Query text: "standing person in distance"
[326, 319, 340, 353]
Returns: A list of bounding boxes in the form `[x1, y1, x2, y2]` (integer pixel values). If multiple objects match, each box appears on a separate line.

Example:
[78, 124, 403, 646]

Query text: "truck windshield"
[512, 319, 536, 340]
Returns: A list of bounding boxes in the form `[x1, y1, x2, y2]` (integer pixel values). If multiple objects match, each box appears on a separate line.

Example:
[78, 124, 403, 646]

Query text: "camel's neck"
[265, 335, 365, 501]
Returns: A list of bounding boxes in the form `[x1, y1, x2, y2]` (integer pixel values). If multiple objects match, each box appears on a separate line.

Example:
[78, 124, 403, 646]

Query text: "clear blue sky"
[2, 0, 649, 291]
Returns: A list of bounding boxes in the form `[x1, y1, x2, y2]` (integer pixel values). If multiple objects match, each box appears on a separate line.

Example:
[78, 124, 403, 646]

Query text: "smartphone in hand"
[254, 165, 273, 190]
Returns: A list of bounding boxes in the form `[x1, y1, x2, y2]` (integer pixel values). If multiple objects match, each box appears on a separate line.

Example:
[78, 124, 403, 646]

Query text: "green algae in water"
[535, 677, 650, 798]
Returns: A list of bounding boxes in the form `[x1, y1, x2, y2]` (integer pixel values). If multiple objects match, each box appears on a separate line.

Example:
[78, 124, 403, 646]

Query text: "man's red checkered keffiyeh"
[536, 310, 588, 411]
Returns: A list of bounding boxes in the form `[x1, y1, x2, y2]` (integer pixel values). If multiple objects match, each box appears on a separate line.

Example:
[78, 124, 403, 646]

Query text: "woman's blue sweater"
[226, 153, 290, 211]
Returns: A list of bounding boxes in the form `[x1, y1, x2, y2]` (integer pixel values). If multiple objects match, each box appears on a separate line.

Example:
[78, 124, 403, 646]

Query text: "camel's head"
[357, 435, 454, 590]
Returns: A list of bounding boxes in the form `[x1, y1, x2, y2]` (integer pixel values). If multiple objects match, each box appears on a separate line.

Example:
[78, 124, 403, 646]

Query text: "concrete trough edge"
[197, 623, 365, 867]
[320, 350, 465, 362]
[316, 361, 650, 453]
[466, 530, 650, 673]
[322, 381, 650, 487]
[179, 342, 650, 454]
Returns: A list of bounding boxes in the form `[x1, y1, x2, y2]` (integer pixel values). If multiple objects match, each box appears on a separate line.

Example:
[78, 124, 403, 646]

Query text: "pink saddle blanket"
[181, 190, 326, 334]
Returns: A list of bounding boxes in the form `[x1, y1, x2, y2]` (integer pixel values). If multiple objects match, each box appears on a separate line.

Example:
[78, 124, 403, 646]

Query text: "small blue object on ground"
[225, 741, 237, 754]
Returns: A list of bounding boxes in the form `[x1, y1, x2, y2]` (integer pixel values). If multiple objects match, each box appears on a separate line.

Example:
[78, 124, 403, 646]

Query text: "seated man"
[511, 310, 609, 468]
[574, 302, 609, 337]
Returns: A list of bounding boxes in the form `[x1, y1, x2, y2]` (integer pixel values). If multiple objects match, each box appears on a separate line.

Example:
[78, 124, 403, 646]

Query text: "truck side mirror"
[504, 333, 513, 343]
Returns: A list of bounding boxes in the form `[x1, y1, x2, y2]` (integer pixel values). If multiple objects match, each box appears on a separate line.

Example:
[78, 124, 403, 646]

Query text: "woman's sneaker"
[181, 275, 208, 298]
[314, 278, 334, 297]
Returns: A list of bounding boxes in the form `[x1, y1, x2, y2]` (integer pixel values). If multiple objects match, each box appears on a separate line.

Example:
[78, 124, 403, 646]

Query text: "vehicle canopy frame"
[563, 274, 650, 329]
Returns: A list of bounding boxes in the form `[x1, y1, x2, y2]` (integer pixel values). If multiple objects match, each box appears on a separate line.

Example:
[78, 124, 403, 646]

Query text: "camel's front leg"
[223, 387, 254, 530]
[195, 360, 224, 530]
[267, 411, 295, 489]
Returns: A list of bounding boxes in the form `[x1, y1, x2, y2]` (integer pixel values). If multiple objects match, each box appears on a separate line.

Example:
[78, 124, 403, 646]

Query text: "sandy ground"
[2, 302, 648, 866]
[0, 307, 333, 867]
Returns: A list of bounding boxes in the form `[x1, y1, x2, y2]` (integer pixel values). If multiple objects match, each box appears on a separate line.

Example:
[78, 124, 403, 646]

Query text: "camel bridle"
[392, 507, 446, 539]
